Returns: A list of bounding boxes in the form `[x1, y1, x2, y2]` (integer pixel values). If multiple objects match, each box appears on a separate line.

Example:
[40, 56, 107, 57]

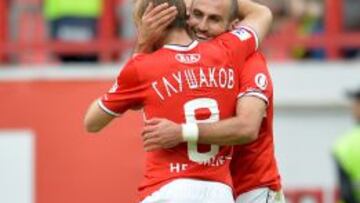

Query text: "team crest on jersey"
[231, 28, 252, 41]
[175, 53, 201, 64]
[255, 73, 268, 90]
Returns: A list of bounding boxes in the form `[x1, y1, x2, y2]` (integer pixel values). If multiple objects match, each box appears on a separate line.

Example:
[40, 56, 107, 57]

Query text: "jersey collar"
[163, 40, 199, 52]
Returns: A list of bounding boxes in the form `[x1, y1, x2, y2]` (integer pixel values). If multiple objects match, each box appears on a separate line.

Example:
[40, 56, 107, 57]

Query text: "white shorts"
[141, 178, 235, 203]
[235, 187, 286, 203]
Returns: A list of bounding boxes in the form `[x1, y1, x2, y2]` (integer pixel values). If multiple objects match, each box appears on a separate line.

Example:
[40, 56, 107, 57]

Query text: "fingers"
[143, 136, 159, 146]
[155, 17, 176, 34]
[142, 131, 158, 141]
[142, 118, 163, 138]
[145, 3, 170, 19]
[143, 137, 161, 151]
[142, 125, 157, 136]
[152, 6, 177, 25]
[137, 3, 177, 50]
[151, 7, 177, 30]
[145, 118, 162, 125]
[144, 3, 177, 27]
[154, 10, 177, 29]
[142, 134, 180, 151]
[143, 2, 154, 17]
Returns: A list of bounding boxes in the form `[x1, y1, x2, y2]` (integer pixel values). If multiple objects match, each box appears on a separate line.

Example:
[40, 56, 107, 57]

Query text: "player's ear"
[228, 18, 240, 31]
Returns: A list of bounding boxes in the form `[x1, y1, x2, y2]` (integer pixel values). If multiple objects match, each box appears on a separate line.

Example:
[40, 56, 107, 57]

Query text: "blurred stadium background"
[0, 0, 359, 203]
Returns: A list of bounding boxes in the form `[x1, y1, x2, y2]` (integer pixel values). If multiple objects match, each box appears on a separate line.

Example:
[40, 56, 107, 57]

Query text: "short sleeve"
[98, 59, 145, 116]
[237, 52, 273, 105]
[215, 26, 259, 64]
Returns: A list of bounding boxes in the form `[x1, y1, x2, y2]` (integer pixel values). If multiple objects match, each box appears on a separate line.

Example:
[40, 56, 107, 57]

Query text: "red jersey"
[231, 52, 282, 196]
[98, 27, 258, 200]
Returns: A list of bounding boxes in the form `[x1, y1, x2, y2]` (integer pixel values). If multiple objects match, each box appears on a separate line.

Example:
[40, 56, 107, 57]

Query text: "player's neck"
[163, 28, 193, 47]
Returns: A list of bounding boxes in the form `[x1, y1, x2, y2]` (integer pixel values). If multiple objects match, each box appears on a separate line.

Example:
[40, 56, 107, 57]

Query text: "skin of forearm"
[237, 0, 273, 43]
[195, 97, 266, 146]
[197, 117, 260, 146]
[84, 100, 115, 133]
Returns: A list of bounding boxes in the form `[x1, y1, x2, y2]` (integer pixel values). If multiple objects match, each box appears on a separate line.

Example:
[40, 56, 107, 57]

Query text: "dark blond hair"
[229, 0, 239, 21]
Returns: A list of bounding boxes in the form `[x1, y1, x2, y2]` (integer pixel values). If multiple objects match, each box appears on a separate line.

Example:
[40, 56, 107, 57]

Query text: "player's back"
[134, 40, 241, 200]
[138, 41, 240, 121]
[98, 26, 259, 201]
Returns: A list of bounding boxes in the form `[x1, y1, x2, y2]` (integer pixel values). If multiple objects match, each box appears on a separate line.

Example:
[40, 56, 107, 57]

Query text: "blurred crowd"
[2, 0, 360, 64]
[256, 0, 360, 59]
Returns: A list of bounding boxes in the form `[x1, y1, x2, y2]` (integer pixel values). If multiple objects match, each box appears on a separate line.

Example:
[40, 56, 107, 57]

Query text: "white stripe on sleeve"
[97, 99, 121, 117]
[237, 91, 269, 105]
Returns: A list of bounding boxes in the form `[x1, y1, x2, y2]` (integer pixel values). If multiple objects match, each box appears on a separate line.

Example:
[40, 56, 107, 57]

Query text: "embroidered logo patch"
[255, 73, 268, 90]
[175, 54, 201, 64]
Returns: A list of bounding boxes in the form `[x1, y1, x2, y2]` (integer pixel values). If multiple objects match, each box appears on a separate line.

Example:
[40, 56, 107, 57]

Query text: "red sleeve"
[237, 52, 273, 105]
[98, 58, 145, 116]
[215, 26, 259, 65]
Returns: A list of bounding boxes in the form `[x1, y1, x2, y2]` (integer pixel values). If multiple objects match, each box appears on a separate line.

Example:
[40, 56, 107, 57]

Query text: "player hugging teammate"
[84, 0, 284, 202]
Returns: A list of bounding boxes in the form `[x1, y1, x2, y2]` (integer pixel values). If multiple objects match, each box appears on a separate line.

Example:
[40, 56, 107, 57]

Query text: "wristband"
[181, 123, 199, 142]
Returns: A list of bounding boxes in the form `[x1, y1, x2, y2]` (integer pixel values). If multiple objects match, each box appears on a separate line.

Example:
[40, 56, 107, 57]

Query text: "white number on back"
[184, 98, 220, 163]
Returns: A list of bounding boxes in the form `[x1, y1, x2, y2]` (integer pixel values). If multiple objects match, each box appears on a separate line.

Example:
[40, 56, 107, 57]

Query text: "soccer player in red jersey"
[139, 0, 285, 202]
[84, 0, 272, 202]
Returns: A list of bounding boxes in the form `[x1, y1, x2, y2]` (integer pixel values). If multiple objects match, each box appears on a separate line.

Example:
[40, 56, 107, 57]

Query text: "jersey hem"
[235, 183, 282, 197]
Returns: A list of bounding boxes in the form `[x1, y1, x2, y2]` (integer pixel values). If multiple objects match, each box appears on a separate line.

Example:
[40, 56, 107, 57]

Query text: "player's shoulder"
[131, 49, 168, 64]
[246, 52, 266, 63]
[244, 52, 267, 68]
[128, 53, 150, 65]
[116, 54, 148, 82]
[120, 54, 143, 69]
[121, 53, 157, 73]
[214, 26, 257, 43]
[197, 41, 226, 58]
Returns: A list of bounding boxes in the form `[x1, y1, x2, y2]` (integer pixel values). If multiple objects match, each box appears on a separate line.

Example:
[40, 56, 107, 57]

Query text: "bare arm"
[142, 96, 266, 151]
[84, 100, 115, 133]
[237, 0, 273, 44]
[197, 96, 266, 145]
[84, 54, 143, 133]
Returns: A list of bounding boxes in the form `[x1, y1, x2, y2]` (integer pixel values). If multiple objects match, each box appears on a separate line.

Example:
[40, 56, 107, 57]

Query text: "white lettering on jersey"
[170, 163, 188, 173]
[218, 68, 228, 88]
[208, 67, 218, 87]
[163, 77, 178, 97]
[228, 69, 234, 89]
[151, 67, 235, 101]
[172, 72, 183, 92]
[201, 156, 225, 167]
[152, 81, 165, 101]
[169, 156, 231, 173]
[185, 69, 199, 89]
[169, 157, 230, 173]
[199, 68, 209, 87]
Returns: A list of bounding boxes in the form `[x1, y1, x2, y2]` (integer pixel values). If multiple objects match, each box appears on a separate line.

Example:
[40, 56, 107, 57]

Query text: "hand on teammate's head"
[136, 2, 178, 53]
